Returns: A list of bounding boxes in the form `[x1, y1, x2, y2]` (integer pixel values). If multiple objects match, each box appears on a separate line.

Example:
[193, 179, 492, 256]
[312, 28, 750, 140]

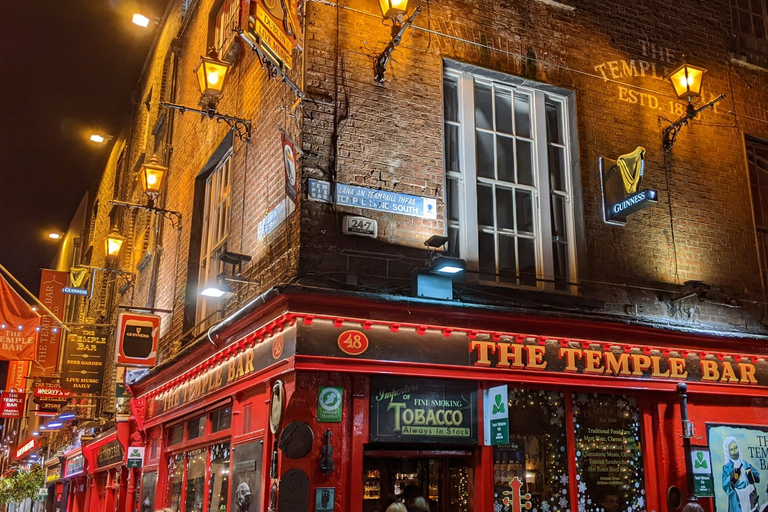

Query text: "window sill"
[531, 0, 576, 11]
[730, 55, 768, 73]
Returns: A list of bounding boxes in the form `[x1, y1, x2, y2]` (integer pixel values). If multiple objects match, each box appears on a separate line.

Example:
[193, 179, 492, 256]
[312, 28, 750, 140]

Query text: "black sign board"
[231, 440, 264, 512]
[96, 439, 124, 469]
[370, 377, 477, 444]
[61, 326, 108, 394]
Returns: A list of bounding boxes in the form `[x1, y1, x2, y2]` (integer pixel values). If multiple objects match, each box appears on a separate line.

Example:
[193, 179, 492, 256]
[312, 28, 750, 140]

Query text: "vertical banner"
[61, 326, 108, 394]
[707, 424, 768, 512]
[0, 272, 40, 360]
[7, 360, 29, 389]
[32, 270, 68, 376]
[282, 133, 298, 205]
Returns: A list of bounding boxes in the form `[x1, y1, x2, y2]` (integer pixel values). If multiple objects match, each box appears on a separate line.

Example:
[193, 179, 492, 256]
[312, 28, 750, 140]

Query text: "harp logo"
[600, 146, 658, 225]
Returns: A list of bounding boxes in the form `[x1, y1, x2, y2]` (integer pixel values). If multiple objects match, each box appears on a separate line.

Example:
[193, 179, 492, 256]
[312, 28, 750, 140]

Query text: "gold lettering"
[559, 347, 582, 371]
[471, 341, 496, 366]
[720, 361, 738, 383]
[739, 362, 757, 385]
[669, 357, 688, 378]
[651, 356, 670, 377]
[630, 354, 651, 376]
[701, 360, 720, 381]
[496, 343, 524, 368]
[526, 345, 547, 370]
[605, 351, 631, 376]
[245, 349, 255, 374]
[583, 350, 604, 374]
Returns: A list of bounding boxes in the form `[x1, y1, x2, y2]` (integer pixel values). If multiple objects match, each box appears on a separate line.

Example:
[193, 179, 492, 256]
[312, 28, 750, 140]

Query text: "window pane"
[167, 454, 184, 512]
[498, 235, 517, 283]
[443, 77, 459, 123]
[185, 449, 207, 512]
[477, 131, 495, 179]
[545, 101, 563, 145]
[448, 226, 460, 256]
[445, 124, 460, 173]
[477, 184, 494, 227]
[475, 82, 493, 130]
[553, 241, 569, 291]
[514, 94, 531, 138]
[497, 135, 516, 183]
[549, 145, 566, 192]
[447, 177, 461, 222]
[518, 238, 536, 286]
[494, 389, 569, 512]
[551, 195, 567, 241]
[740, 10, 752, 33]
[574, 394, 645, 512]
[141, 472, 157, 512]
[208, 443, 231, 512]
[170, 425, 184, 445]
[496, 187, 514, 230]
[754, 15, 766, 38]
[188, 416, 206, 440]
[495, 89, 513, 134]
[516, 139, 534, 186]
[212, 408, 232, 432]
[516, 190, 534, 234]
[479, 231, 496, 280]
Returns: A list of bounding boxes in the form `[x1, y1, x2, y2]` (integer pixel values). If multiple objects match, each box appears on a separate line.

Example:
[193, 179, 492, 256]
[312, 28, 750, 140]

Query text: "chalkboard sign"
[370, 377, 477, 444]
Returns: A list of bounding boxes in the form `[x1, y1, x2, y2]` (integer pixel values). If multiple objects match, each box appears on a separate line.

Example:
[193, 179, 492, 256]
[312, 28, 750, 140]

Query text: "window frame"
[443, 62, 580, 292]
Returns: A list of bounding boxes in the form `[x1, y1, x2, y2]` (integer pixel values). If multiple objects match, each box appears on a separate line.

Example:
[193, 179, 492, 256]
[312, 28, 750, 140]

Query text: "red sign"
[7, 360, 29, 389]
[31, 270, 68, 377]
[0, 272, 39, 361]
[0, 391, 26, 418]
[337, 330, 369, 356]
[34, 387, 72, 399]
[282, 133, 298, 204]
[15, 438, 37, 459]
[115, 313, 160, 366]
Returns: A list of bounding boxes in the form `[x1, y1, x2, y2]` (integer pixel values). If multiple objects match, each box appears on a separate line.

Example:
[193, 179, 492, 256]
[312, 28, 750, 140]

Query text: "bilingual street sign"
[691, 448, 715, 497]
[483, 385, 509, 446]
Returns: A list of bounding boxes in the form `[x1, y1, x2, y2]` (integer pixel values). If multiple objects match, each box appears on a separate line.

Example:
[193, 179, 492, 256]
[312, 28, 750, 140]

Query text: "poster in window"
[707, 424, 768, 512]
[574, 394, 646, 512]
[231, 440, 264, 512]
[140, 472, 156, 512]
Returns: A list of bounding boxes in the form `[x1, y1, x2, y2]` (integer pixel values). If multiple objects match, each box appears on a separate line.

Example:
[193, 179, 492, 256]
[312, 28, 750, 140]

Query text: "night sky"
[0, 1, 169, 292]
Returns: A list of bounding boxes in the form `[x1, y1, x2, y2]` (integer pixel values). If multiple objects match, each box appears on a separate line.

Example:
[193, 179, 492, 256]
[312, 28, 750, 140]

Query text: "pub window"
[732, 0, 768, 61]
[167, 454, 185, 512]
[165, 443, 233, 512]
[210, 0, 240, 57]
[185, 448, 207, 512]
[573, 393, 645, 512]
[211, 407, 232, 433]
[208, 443, 231, 512]
[169, 424, 184, 446]
[444, 62, 579, 291]
[140, 471, 157, 512]
[188, 416, 206, 440]
[493, 389, 570, 512]
[747, 136, 768, 292]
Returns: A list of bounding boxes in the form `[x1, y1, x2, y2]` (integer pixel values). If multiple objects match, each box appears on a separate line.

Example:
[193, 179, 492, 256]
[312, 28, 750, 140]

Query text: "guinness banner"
[61, 326, 108, 394]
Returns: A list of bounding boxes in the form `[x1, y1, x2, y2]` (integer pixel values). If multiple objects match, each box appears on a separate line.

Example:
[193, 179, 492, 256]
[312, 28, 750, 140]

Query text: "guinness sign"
[600, 146, 658, 225]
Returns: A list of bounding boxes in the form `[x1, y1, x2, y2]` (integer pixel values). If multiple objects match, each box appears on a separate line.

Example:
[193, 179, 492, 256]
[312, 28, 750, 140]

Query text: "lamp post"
[105, 230, 126, 260]
[662, 62, 726, 151]
[374, 0, 423, 83]
[111, 156, 182, 230]
[677, 383, 697, 502]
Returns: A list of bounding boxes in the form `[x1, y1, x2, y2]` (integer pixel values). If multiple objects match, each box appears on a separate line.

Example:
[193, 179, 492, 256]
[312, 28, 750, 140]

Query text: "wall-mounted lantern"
[105, 229, 126, 259]
[111, 156, 182, 230]
[374, 0, 423, 83]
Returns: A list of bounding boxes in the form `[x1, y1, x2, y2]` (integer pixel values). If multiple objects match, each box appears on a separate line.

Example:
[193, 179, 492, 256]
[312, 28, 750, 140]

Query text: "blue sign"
[62, 287, 88, 296]
[308, 179, 437, 220]
[258, 198, 295, 239]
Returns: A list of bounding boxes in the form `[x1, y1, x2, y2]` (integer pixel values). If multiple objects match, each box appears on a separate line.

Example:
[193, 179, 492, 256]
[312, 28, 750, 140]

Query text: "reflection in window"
[167, 454, 185, 512]
[212, 408, 232, 433]
[185, 448, 207, 512]
[188, 416, 206, 440]
[494, 389, 569, 512]
[208, 443, 231, 512]
[170, 424, 184, 445]
[573, 394, 645, 512]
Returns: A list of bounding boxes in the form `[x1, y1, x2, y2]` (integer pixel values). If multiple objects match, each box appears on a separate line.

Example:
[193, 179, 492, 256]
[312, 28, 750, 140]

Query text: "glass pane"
[188, 416, 206, 440]
[445, 124, 460, 173]
[553, 241, 569, 291]
[518, 238, 536, 286]
[477, 184, 494, 227]
[551, 195, 567, 241]
[448, 177, 461, 222]
[479, 231, 496, 280]
[514, 94, 531, 138]
[545, 101, 563, 145]
[497, 135, 516, 183]
[141, 472, 157, 512]
[498, 235, 517, 283]
[443, 77, 459, 123]
[754, 15, 766, 38]
[477, 131, 495, 179]
[496, 187, 514, 230]
[475, 82, 493, 130]
[549, 145, 566, 192]
[448, 226, 460, 256]
[516, 190, 534, 234]
[170, 425, 184, 445]
[208, 443, 231, 512]
[212, 408, 232, 432]
[740, 10, 752, 33]
[574, 394, 645, 512]
[495, 89, 513, 134]
[494, 389, 569, 512]
[185, 449, 207, 512]
[167, 454, 184, 512]
[516, 139, 534, 186]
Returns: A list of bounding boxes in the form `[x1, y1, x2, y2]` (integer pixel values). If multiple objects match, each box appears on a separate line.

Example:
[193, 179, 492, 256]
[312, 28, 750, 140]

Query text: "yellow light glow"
[667, 63, 706, 100]
[146, 174, 157, 186]
[207, 71, 220, 86]
[132, 14, 150, 27]
[194, 52, 231, 98]
[379, 0, 409, 19]
[140, 157, 167, 195]
[48, 232, 62, 240]
[105, 231, 126, 258]
[90, 134, 105, 143]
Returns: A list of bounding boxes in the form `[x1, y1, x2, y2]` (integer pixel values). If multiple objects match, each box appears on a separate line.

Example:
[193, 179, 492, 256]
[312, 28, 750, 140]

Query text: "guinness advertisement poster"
[369, 377, 477, 444]
[61, 326, 108, 394]
[231, 441, 263, 512]
[707, 424, 768, 512]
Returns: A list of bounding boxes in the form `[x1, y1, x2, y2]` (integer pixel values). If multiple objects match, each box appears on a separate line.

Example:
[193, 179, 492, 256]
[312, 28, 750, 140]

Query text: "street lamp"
[105, 229, 126, 259]
[662, 61, 726, 151]
[160, 48, 251, 142]
[111, 156, 182, 230]
[374, 0, 423, 83]
[132, 14, 150, 27]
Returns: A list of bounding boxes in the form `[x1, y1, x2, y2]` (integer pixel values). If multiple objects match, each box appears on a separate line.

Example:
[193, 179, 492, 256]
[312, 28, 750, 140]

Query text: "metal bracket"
[160, 101, 252, 143]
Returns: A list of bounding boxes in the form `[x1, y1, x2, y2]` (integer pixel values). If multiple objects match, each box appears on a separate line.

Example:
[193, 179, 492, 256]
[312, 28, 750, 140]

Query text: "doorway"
[363, 450, 474, 512]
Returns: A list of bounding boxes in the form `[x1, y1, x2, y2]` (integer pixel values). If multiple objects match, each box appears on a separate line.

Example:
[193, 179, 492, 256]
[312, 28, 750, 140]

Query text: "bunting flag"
[0, 272, 40, 360]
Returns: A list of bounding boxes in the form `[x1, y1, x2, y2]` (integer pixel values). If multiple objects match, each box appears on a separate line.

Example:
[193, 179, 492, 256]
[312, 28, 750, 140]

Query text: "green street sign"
[483, 385, 509, 445]
[691, 448, 714, 497]
[318, 387, 343, 423]
[127, 447, 145, 469]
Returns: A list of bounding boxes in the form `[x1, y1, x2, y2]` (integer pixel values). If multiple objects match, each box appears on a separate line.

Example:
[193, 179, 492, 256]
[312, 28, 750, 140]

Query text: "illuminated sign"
[246, 0, 302, 69]
[62, 287, 88, 296]
[600, 146, 658, 225]
[15, 438, 37, 459]
[65, 454, 84, 477]
[115, 312, 160, 366]
[0, 391, 26, 418]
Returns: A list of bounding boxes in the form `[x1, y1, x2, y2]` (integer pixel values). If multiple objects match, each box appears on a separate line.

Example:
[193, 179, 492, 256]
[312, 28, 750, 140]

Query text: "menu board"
[370, 377, 477, 444]
[573, 394, 646, 512]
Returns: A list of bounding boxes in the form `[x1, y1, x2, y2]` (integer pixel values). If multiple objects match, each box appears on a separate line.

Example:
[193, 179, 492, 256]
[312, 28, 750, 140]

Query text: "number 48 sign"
[337, 330, 369, 356]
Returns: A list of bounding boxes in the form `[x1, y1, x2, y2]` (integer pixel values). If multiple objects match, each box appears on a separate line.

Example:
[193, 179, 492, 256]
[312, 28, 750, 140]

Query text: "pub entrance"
[362, 449, 474, 512]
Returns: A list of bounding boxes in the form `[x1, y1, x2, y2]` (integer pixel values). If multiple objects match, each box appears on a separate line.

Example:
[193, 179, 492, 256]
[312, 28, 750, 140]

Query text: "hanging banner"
[0, 391, 26, 418]
[115, 312, 160, 366]
[7, 360, 29, 390]
[282, 133, 299, 205]
[34, 387, 72, 415]
[33, 270, 68, 377]
[0, 272, 40, 361]
[61, 326, 108, 394]
[247, 0, 302, 69]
